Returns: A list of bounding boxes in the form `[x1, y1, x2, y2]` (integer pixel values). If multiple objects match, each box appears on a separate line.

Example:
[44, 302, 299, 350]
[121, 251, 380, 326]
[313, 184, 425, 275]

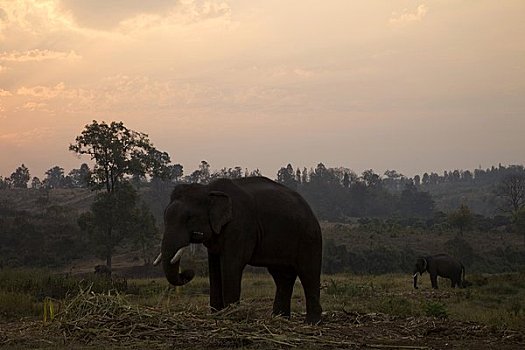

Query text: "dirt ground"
[2, 307, 524, 350]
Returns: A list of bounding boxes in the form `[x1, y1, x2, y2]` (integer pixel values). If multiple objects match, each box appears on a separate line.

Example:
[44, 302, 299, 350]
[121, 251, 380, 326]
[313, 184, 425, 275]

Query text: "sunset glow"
[1, 0, 524, 178]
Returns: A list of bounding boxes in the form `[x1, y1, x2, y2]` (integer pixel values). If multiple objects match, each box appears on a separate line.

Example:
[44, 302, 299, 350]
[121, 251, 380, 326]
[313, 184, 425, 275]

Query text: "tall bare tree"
[498, 173, 525, 217]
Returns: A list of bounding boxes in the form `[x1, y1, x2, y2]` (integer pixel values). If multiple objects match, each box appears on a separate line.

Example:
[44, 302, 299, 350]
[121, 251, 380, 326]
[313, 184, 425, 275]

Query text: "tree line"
[2, 120, 525, 271]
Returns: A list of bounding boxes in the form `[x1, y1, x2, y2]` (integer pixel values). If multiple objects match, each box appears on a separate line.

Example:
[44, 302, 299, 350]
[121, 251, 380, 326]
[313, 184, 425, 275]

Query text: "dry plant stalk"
[37, 287, 522, 349]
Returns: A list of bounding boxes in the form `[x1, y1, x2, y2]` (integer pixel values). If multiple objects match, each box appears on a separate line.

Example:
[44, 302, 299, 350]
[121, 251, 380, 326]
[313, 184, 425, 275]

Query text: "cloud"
[0, 0, 77, 39]
[0, 127, 54, 146]
[16, 82, 69, 99]
[59, 0, 176, 30]
[116, 0, 233, 34]
[0, 49, 81, 62]
[22, 101, 48, 112]
[0, 88, 11, 96]
[389, 4, 428, 26]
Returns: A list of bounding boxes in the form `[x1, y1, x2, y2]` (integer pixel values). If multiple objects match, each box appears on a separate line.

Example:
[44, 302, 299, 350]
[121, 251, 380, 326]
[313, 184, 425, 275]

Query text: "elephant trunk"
[161, 238, 195, 286]
[162, 258, 194, 286]
[413, 271, 419, 289]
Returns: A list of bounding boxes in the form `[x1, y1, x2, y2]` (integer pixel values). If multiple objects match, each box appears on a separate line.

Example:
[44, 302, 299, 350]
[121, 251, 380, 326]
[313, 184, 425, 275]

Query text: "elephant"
[153, 176, 323, 324]
[413, 254, 465, 289]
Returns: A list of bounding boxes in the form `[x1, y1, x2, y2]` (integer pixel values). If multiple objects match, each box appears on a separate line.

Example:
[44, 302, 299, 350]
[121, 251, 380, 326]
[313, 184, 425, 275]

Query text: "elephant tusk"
[153, 252, 162, 266]
[170, 246, 188, 264]
[413, 273, 418, 278]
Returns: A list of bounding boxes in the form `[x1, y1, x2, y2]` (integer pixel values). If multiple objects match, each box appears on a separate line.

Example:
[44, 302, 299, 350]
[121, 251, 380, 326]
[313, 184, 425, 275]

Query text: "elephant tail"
[461, 264, 466, 287]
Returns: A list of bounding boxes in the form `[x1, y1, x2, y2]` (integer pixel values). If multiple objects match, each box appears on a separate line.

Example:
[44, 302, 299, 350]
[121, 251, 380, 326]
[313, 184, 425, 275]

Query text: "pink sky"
[1, 1, 524, 179]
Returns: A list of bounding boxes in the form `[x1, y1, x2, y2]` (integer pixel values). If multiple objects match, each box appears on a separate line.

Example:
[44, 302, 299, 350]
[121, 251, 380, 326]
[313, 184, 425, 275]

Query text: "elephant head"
[157, 184, 232, 286]
[413, 257, 428, 289]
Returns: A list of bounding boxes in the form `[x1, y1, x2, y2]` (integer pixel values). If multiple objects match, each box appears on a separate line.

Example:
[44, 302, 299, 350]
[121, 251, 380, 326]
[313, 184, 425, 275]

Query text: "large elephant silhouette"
[154, 177, 323, 324]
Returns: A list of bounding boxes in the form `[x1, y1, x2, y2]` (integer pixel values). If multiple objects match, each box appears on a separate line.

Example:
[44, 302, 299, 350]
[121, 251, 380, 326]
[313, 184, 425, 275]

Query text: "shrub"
[424, 301, 448, 319]
[378, 296, 414, 317]
[323, 279, 374, 298]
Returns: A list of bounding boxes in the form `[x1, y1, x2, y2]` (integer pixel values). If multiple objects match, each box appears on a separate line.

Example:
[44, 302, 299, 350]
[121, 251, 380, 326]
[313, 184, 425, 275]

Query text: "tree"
[342, 172, 350, 188]
[497, 173, 525, 218]
[448, 204, 473, 235]
[43, 166, 65, 189]
[31, 177, 42, 189]
[169, 164, 184, 183]
[0, 176, 8, 189]
[296, 168, 302, 184]
[362, 169, 381, 188]
[514, 207, 525, 245]
[78, 183, 140, 268]
[68, 163, 91, 188]
[422, 172, 430, 185]
[188, 161, 211, 184]
[131, 202, 160, 265]
[301, 167, 308, 184]
[10, 164, 30, 188]
[277, 163, 297, 189]
[69, 120, 171, 193]
[70, 120, 170, 269]
[248, 168, 262, 177]
[413, 175, 421, 186]
[399, 183, 435, 217]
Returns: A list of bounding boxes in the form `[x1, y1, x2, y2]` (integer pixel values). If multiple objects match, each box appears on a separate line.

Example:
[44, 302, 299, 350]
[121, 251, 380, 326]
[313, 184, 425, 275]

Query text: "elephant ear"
[417, 257, 428, 271]
[208, 191, 232, 234]
[415, 258, 425, 272]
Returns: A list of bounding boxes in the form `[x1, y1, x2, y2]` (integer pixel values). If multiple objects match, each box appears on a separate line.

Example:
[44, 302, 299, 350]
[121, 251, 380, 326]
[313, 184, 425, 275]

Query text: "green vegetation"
[0, 269, 130, 321]
[3, 269, 524, 329]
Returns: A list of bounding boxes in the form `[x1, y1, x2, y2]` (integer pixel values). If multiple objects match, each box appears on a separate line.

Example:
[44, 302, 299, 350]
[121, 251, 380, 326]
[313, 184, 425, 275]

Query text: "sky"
[1, 0, 524, 179]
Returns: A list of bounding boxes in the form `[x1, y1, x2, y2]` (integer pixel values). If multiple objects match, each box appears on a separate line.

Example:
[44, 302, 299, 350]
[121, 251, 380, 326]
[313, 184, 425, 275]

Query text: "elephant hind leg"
[298, 270, 322, 324]
[268, 267, 297, 318]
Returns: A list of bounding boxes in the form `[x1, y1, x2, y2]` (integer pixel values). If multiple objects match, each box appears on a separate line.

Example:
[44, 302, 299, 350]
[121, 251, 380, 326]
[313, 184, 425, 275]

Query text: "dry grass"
[1, 272, 525, 349]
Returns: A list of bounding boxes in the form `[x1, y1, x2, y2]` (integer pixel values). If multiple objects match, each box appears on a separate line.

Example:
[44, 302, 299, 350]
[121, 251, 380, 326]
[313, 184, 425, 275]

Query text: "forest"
[1, 121, 525, 274]
[1, 158, 525, 273]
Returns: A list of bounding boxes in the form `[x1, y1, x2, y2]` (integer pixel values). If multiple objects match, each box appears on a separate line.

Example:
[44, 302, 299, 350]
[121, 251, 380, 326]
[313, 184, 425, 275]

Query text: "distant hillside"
[321, 222, 525, 275]
[423, 181, 501, 217]
[0, 188, 94, 213]
[1, 182, 524, 274]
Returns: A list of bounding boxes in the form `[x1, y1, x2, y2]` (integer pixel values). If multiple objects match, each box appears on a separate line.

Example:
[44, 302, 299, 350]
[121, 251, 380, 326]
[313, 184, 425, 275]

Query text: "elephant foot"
[272, 312, 291, 320]
[305, 314, 322, 325]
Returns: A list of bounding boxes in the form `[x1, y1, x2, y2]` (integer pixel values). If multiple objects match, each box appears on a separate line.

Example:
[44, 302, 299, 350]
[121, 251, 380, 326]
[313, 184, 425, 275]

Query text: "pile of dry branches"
[52, 288, 364, 348]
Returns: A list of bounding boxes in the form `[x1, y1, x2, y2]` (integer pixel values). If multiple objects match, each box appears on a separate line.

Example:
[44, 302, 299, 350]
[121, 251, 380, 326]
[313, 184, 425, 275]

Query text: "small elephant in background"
[413, 254, 465, 289]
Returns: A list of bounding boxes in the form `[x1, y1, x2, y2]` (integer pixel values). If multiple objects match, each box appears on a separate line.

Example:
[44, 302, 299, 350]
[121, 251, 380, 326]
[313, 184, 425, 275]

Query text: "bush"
[424, 301, 448, 318]
[378, 296, 414, 317]
[323, 279, 374, 298]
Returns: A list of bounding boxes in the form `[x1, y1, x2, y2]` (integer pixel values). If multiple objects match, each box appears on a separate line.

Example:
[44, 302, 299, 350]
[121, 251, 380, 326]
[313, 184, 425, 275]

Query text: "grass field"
[1, 269, 524, 349]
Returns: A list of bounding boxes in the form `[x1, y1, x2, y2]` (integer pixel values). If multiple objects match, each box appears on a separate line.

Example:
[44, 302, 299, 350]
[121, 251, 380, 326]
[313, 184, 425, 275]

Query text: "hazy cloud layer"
[0, 0, 524, 178]
[389, 4, 428, 25]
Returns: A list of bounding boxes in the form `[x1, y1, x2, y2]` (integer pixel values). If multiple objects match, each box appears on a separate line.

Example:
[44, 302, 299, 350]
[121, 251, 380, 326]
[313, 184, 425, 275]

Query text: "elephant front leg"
[220, 255, 244, 306]
[268, 267, 297, 318]
[208, 252, 224, 311]
[430, 274, 439, 289]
